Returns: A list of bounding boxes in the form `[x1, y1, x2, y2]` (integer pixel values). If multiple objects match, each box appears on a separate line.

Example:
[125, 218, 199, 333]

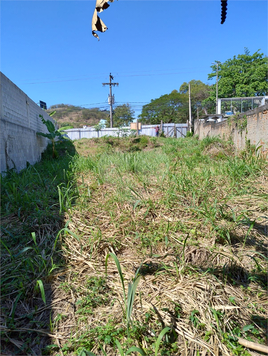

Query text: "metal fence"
[64, 123, 188, 140]
[217, 96, 268, 115]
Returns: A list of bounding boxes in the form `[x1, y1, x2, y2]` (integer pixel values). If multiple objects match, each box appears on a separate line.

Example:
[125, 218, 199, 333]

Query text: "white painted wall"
[0, 72, 55, 174]
[64, 124, 188, 140]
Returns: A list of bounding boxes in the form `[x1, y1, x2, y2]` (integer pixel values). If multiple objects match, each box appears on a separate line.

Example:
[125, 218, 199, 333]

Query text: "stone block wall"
[194, 104, 268, 154]
[0, 72, 55, 174]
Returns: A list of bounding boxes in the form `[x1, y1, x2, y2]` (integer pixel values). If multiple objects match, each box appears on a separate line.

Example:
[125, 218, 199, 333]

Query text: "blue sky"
[1, 0, 267, 118]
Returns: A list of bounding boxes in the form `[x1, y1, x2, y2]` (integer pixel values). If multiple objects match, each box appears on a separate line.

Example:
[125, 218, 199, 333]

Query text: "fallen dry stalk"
[237, 337, 268, 353]
[1, 327, 64, 339]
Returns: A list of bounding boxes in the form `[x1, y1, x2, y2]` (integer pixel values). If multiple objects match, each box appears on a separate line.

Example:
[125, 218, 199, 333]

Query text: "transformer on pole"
[102, 73, 119, 128]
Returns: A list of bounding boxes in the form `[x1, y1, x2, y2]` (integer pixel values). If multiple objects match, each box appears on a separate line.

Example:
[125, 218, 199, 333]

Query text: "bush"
[186, 131, 193, 137]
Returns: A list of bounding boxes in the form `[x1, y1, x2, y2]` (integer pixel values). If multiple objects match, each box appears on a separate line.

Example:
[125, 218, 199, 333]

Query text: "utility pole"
[102, 73, 119, 128]
[188, 82, 192, 133]
[212, 61, 221, 114]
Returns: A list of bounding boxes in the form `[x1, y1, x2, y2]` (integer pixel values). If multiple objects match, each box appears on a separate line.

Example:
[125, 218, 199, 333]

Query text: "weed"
[37, 114, 65, 158]
[76, 277, 110, 315]
[2, 135, 267, 356]
[105, 253, 141, 331]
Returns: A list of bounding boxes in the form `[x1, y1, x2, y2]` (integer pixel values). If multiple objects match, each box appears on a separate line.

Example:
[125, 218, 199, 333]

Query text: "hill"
[47, 104, 109, 128]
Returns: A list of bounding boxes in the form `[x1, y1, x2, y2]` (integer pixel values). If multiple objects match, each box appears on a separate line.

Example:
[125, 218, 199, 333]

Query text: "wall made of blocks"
[246, 107, 268, 149]
[194, 104, 268, 154]
[0, 72, 55, 174]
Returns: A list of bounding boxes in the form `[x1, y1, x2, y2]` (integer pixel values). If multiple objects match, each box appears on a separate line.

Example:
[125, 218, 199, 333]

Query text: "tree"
[207, 49, 268, 103]
[139, 90, 188, 124]
[179, 80, 212, 119]
[139, 82, 210, 124]
[105, 104, 135, 127]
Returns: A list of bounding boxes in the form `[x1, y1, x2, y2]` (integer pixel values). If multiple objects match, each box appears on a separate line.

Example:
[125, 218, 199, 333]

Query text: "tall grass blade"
[36, 279, 46, 305]
[105, 253, 126, 306]
[99, 344, 108, 356]
[78, 350, 99, 356]
[243, 221, 254, 248]
[62, 228, 81, 244]
[127, 276, 141, 325]
[1, 239, 13, 259]
[154, 327, 171, 356]
[58, 185, 63, 213]
[115, 339, 124, 356]
[11, 292, 22, 324]
[126, 346, 146, 355]
[31, 232, 37, 246]
[54, 227, 82, 252]
[14, 246, 34, 257]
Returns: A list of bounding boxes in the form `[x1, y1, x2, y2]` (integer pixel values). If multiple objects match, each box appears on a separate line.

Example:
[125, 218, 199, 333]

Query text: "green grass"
[1, 136, 267, 356]
[0, 140, 77, 354]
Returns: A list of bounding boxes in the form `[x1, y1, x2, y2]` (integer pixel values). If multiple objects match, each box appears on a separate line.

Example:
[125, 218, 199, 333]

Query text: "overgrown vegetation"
[37, 114, 65, 158]
[1, 136, 267, 355]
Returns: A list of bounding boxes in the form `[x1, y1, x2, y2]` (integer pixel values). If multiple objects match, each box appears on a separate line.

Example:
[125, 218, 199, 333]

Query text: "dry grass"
[1, 136, 267, 356]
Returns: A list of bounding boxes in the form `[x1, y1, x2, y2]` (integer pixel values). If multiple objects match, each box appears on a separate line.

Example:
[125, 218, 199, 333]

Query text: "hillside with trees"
[47, 104, 109, 128]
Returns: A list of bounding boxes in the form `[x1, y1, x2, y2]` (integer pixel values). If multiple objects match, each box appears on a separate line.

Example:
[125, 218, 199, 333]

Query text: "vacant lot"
[1, 136, 267, 356]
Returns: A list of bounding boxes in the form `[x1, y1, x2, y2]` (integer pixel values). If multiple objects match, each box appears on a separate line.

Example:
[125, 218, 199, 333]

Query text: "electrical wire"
[18, 67, 209, 85]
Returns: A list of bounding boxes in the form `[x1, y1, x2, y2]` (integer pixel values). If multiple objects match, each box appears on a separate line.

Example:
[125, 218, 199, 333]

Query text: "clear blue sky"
[1, 0, 267, 118]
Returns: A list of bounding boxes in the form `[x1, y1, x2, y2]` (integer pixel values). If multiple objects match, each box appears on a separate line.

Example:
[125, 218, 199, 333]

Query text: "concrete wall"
[0, 72, 55, 174]
[64, 123, 188, 140]
[194, 104, 268, 154]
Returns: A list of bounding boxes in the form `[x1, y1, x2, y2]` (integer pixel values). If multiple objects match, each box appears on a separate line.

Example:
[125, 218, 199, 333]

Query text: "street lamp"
[212, 61, 221, 114]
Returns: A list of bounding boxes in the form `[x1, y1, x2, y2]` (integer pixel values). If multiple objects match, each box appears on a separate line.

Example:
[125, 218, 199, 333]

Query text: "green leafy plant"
[94, 123, 105, 137]
[114, 339, 146, 356]
[154, 327, 172, 356]
[189, 309, 200, 328]
[186, 131, 194, 137]
[76, 277, 110, 316]
[37, 114, 64, 158]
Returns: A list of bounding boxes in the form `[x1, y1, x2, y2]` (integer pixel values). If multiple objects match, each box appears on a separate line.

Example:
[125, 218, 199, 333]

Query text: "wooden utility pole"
[102, 73, 119, 128]
[188, 82, 192, 133]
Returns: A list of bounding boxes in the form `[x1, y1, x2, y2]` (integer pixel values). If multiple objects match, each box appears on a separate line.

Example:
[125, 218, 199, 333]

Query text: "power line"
[117, 70, 208, 78]
[79, 101, 148, 106]
[49, 101, 149, 112]
[18, 68, 209, 85]
[78, 102, 107, 106]
[115, 101, 148, 104]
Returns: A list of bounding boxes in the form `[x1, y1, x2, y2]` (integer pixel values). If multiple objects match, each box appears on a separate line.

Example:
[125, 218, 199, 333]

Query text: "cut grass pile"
[1, 135, 267, 356]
